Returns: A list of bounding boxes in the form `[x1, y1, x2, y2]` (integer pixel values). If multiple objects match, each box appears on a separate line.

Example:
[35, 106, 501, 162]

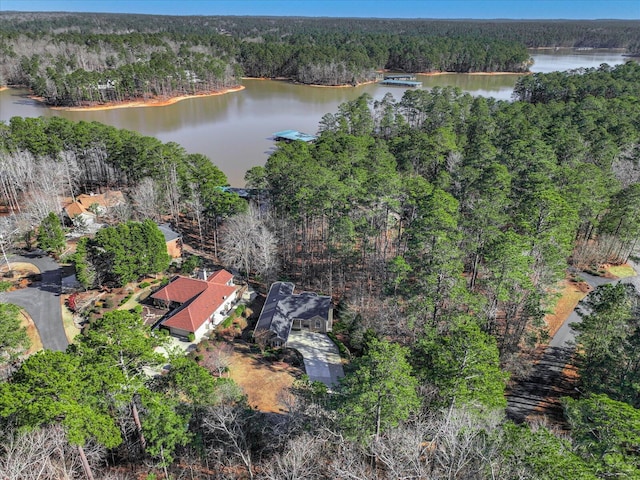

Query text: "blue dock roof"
[273, 129, 317, 142]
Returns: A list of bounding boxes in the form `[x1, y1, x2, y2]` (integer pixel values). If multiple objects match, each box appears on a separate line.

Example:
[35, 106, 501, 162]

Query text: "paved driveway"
[287, 330, 344, 387]
[0, 253, 68, 351]
[508, 260, 639, 422]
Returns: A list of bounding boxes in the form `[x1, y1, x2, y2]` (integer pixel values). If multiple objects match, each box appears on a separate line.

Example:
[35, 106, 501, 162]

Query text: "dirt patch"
[0, 262, 41, 290]
[18, 308, 43, 354]
[544, 278, 591, 338]
[0, 262, 40, 276]
[225, 342, 302, 413]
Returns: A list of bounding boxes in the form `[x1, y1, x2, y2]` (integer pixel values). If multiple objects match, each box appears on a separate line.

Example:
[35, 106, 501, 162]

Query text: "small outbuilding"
[157, 223, 182, 259]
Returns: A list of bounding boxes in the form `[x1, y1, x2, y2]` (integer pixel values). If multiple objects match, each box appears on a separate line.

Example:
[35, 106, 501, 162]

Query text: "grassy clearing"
[19, 308, 43, 354]
[227, 342, 300, 413]
[544, 279, 591, 338]
[605, 264, 637, 279]
[116, 278, 160, 311]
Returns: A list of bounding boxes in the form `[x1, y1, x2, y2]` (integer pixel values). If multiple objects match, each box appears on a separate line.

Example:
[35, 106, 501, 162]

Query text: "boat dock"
[383, 74, 417, 81]
[272, 130, 318, 143]
[380, 78, 422, 87]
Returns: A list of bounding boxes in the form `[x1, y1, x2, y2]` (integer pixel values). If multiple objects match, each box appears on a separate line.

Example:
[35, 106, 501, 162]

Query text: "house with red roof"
[151, 269, 238, 340]
[63, 190, 126, 225]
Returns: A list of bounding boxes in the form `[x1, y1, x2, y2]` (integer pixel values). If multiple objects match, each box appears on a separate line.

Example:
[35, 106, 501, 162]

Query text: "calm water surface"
[0, 50, 630, 185]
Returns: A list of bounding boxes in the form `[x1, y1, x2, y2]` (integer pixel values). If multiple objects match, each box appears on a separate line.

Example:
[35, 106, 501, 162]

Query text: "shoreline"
[528, 46, 627, 52]
[417, 71, 527, 76]
[308, 79, 378, 88]
[244, 76, 377, 88]
[27, 85, 245, 112]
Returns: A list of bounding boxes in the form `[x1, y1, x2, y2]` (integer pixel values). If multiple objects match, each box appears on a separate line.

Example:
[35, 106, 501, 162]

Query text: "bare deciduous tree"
[132, 177, 161, 221]
[258, 433, 327, 480]
[220, 208, 279, 282]
[203, 341, 234, 377]
[0, 425, 106, 480]
[202, 404, 257, 479]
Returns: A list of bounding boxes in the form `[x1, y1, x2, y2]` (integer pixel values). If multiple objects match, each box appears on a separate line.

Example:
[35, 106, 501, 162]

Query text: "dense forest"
[0, 56, 639, 478]
[1, 13, 638, 105]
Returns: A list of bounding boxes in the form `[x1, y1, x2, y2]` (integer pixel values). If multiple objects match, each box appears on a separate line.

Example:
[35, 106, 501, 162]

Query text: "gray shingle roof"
[158, 223, 181, 243]
[255, 282, 331, 343]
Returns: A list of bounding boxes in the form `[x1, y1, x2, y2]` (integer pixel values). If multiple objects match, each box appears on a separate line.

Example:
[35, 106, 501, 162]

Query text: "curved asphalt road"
[0, 252, 68, 351]
[507, 257, 640, 422]
[552, 260, 640, 349]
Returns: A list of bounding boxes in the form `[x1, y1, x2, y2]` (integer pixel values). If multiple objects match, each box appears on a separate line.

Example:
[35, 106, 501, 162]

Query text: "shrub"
[119, 293, 133, 306]
[220, 316, 234, 328]
[235, 304, 246, 316]
[187, 332, 195, 342]
[67, 293, 78, 312]
[103, 299, 114, 309]
[139, 281, 151, 288]
[328, 331, 350, 358]
[130, 304, 143, 314]
[0, 281, 12, 292]
[181, 255, 201, 275]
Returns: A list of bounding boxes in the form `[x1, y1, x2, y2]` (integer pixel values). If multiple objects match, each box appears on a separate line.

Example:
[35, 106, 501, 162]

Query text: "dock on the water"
[272, 130, 317, 143]
[380, 79, 422, 88]
[383, 74, 417, 81]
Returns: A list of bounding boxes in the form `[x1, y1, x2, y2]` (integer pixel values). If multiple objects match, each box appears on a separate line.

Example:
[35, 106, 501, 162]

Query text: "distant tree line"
[0, 14, 632, 104]
[513, 62, 640, 103]
[1, 12, 638, 50]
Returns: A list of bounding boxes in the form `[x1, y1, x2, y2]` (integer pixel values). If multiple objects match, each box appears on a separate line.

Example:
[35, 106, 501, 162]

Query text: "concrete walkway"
[287, 330, 344, 387]
[0, 252, 68, 351]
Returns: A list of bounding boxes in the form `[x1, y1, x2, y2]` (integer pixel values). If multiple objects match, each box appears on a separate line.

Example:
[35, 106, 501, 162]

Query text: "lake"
[0, 50, 631, 186]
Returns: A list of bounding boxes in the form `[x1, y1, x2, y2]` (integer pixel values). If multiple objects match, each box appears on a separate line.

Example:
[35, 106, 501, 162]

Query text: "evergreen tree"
[37, 212, 65, 257]
[336, 337, 420, 441]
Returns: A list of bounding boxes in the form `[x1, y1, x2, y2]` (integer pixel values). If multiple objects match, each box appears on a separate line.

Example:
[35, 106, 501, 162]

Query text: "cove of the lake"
[0, 49, 632, 186]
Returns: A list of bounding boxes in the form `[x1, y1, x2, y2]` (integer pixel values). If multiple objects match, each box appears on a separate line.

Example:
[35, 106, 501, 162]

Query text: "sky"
[1, 0, 639, 20]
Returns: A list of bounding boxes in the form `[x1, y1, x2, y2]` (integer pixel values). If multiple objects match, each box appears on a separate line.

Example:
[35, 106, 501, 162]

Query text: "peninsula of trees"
[1, 13, 639, 106]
